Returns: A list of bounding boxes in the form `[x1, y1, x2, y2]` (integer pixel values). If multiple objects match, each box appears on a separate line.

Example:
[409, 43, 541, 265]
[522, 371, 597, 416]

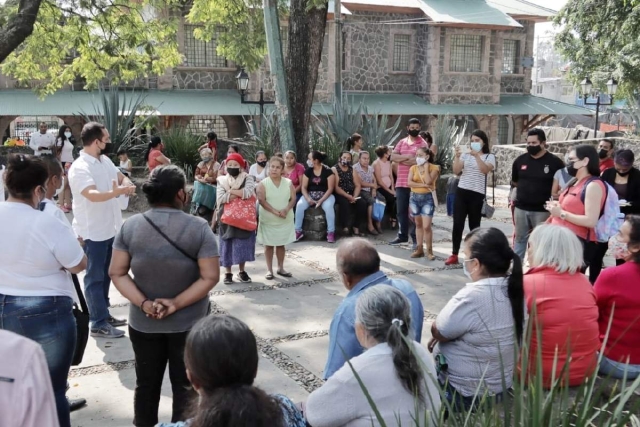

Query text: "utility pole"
[334, 0, 343, 103]
[263, 0, 295, 152]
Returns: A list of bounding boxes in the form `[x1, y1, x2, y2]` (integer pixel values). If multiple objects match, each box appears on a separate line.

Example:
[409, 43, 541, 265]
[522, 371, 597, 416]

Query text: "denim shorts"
[409, 192, 435, 217]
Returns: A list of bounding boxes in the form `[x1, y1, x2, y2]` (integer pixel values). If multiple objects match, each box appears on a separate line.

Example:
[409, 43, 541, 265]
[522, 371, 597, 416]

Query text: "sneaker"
[237, 271, 252, 283]
[107, 315, 127, 327]
[68, 397, 87, 412]
[444, 254, 459, 266]
[295, 230, 304, 242]
[327, 232, 336, 243]
[389, 237, 408, 246]
[224, 273, 234, 284]
[90, 324, 125, 338]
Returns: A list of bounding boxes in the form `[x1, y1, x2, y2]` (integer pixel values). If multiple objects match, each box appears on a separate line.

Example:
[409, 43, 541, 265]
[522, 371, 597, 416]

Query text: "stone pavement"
[65, 186, 604, 426]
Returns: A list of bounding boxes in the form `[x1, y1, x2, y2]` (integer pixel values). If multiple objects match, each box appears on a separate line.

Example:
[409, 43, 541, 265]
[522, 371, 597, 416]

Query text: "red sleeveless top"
[550, 177, 605, 241]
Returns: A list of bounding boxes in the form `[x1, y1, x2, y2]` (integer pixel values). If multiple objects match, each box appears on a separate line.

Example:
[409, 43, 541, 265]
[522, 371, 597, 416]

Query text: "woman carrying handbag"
[216, 152, 258, 285]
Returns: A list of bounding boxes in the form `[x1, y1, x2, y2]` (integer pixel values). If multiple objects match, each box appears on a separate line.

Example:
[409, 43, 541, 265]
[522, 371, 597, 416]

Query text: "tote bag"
[221, 196, 258, 231]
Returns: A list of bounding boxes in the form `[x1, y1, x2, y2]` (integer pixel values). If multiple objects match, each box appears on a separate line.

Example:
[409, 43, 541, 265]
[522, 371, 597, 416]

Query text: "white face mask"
[307, 159, 313, 167]
[416, 157, 427, 166]
[462, 258, 476, 279]
[64, 132, 72, 139]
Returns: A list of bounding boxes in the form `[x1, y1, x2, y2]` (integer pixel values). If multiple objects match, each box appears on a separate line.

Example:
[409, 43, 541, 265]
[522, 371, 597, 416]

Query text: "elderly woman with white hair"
[305, 285, 440, 426]
[521, 224, 600, 387]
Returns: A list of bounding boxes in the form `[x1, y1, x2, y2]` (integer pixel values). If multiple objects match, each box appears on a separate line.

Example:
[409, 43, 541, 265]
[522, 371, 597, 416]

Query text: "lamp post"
[236, 68, 275, 125]
[580, 76, 618, 134]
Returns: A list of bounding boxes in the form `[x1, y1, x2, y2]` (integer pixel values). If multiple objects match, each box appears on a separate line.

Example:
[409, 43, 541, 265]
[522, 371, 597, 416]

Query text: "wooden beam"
[524, 114, 554, 130]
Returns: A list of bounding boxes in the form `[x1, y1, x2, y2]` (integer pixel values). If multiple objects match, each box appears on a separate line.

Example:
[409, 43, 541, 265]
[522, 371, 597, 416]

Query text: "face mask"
[307, 160, 313, 167]
[408, 129, 420, 138]
[470, 142, 482, 152]
[201, 156, 212, 163]
[462, 259, 475, 279]
[340, 159, 350, 166]
[566, 161, 580, 177]
[64, 132, 72, 139]
[416, 157, 427, 166]
[527, 145, 542, 156]
[598, 149, 609, 160]
[257, 161, 267, 167]
[617, 169, 631, 177]
[227, 167, 240, 177]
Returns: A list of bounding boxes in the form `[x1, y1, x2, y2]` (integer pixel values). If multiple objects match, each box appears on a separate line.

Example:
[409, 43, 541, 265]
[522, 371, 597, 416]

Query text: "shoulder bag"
[481, 154, 496, 219]
[142, 213, 198, 262]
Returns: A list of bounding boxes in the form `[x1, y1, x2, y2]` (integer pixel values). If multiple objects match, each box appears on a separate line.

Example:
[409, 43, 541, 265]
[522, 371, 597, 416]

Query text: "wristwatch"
[560, 212, 567, 220]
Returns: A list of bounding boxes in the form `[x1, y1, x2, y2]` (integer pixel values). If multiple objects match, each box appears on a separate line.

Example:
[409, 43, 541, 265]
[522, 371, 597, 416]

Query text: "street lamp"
[580, 76, 618, 134]
[235, 68, 274, 120]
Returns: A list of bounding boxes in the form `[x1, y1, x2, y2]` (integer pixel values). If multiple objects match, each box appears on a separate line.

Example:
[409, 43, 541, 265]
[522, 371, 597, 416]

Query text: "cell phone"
[459, 145, 470, 154]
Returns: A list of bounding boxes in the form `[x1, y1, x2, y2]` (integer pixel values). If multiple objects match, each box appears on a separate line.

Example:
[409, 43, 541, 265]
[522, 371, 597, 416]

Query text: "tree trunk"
[0, 0, 43, 63]
[286, 0, 328, 160]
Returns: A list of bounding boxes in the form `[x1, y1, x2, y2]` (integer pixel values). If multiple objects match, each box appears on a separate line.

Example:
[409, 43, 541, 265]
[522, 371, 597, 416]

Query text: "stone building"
[0, 0, 592, 146]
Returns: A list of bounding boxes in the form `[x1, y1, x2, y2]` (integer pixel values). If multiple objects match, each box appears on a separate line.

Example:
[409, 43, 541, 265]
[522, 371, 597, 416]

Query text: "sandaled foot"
[368, 228, 379, 235]
[265, 272, 274, 280]
[277, 269, 293, 278]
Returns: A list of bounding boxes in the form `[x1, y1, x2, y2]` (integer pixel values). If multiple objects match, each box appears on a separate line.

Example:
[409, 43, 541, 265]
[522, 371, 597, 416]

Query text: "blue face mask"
[471, 142, 482, 152]
[462, 258, 476, 279]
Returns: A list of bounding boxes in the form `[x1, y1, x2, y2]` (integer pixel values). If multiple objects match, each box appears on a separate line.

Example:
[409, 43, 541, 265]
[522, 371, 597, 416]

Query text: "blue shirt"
[323, 271, 424, 379]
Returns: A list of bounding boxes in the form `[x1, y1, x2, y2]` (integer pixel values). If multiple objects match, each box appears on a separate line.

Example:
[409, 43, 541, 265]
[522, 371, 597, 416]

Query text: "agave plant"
[157, 127, 202, 181]
[361, 110, 403, 154]
[317, 96, 366, 149]
[79, 86, 155, 155]
[243, 111, 281, 160]
[432, 115, 467, 174]
[309, 125, 344, 167]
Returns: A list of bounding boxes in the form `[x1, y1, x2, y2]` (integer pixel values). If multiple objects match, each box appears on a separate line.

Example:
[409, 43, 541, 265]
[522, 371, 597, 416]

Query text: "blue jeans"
[513, 207, 550, 261]
[409, 192, 435, 217]
[446, 192, 455, 216]
[0, 294, 76, 427]
[295, 194, 336, 233]
[396, 187, 416, 242]
[599, 353, 640, 380]
[84, 237, 114, 329]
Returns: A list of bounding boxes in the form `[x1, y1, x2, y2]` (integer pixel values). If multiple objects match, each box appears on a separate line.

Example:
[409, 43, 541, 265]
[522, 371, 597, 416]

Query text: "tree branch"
[0, 0, 44, 63]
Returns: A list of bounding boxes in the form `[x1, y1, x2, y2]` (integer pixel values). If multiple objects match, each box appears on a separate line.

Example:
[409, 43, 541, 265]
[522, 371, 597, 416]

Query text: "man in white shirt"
[68, 122, 136, 339]
[28, 122, 56, 156]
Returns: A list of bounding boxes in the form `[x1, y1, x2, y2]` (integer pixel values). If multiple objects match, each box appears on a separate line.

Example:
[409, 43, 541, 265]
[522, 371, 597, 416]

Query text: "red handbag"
[221, 196, 258, 231]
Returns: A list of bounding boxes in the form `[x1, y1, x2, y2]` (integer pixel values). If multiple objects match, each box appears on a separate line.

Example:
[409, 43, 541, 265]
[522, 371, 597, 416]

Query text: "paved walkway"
[63, 187, 564, 426]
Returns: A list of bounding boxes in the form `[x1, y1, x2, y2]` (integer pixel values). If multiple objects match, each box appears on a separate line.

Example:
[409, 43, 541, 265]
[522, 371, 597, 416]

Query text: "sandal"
[277, 270, 293, 278]
[368, 228, 379, 236]
[265, 272, 274, 280]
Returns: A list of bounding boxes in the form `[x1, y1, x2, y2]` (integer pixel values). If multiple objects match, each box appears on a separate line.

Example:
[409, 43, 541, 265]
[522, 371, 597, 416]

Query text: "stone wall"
[172, 69, 237, 90]
[491, 137, 640, 185]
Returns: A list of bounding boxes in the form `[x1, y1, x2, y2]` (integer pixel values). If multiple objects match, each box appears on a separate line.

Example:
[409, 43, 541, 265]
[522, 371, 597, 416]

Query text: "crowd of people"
[0, 118, 639, 427]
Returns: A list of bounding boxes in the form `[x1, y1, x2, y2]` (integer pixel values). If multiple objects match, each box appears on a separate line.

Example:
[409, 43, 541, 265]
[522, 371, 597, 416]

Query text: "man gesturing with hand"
[69, 122, 136, 339]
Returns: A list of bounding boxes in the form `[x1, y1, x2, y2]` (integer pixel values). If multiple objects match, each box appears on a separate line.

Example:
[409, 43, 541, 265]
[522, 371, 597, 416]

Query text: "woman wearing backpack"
[548, 145, 607, 284]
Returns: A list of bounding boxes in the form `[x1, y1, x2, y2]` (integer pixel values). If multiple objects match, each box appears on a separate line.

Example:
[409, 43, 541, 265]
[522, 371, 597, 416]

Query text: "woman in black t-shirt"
[294, 151, 336, 243]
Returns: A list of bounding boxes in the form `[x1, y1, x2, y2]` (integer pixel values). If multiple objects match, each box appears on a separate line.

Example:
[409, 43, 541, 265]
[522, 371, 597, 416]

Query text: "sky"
[534, 0, 569, 38]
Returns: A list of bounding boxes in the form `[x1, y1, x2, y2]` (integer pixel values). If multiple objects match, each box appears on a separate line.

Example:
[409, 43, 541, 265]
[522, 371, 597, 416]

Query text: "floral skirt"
[219, 233, 256, 267]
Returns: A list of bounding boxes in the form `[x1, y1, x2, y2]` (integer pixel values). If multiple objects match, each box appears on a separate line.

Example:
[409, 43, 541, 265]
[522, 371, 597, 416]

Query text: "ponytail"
[387, 319, 424, 400]
[144, 142, 153, 162]
[508, 250, 525, 345]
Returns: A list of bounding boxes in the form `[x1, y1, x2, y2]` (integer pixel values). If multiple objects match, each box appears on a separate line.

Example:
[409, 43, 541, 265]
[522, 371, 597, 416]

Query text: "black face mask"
[617, 169, 631, 177]
[408, 129, 420, 138]
[598, 149, 609, 159]
[227, 167, 241, 177]
[567, 161, 579, 177]
[257, 161, 267, 167]
[527, 145, 542, 156]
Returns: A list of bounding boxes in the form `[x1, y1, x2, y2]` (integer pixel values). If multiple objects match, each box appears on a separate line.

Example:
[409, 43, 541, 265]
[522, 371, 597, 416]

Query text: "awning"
[417, 0, 522, 28]
[313, 93, 595, 116]
[0, 89, 264, 116]
[0, 89, 594, 117]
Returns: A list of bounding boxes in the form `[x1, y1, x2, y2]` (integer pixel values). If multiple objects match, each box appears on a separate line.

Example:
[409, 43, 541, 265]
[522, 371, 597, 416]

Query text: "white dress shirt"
[306, 342, 441, 427]
[28, 132, 56, 156]
[68, 150, 123, 241]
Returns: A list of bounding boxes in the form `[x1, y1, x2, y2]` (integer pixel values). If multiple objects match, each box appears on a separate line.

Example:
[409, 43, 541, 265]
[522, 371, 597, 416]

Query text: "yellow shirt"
[409, 163, 440, 194]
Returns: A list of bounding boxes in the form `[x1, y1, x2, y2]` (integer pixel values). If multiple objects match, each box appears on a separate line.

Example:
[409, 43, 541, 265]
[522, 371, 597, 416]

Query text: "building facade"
[0, 0, 592, 147]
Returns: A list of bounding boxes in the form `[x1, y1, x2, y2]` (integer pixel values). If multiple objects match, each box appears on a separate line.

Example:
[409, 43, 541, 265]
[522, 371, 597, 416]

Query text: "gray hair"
[355, 286, 423, 397]
[528, 224, 584, 274]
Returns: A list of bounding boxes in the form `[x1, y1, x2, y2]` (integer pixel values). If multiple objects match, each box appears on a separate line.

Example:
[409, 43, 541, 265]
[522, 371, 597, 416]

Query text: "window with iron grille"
[184, 25, 228, 68]
[280, 26, 289, 58]
[502, 40, 519, 74]
[498, 116, 511, 145]
[392, 34, 410, 72]
[449, 35, 484, 73]
[342, 29, 348, 70]
[453, 115, 477, 139]
[536, 85, 543, 94]
[187, 115, 229, 138]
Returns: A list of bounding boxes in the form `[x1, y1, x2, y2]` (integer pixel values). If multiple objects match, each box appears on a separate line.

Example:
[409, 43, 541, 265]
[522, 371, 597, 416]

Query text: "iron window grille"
[502, 40, 519, 74]
[187, 115, 228, 138]
[184, 25, 228, 68]
[342, 29, 348, 70]
[281, 26, 289, 58]
[498, 116, 510, 145]
[392, 34, 410, 72]
[450, 35, 483, 73]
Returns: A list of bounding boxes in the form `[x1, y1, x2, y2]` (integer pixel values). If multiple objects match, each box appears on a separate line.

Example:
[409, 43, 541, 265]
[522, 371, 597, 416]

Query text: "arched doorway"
[498, 116, 514, 145]
[10, 116, 64, 141]
[186, 115, 229, 138]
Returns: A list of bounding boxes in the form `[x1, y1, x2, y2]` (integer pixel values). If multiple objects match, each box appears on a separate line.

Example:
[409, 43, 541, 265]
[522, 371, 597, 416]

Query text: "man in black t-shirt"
[511, 128, 565, 261]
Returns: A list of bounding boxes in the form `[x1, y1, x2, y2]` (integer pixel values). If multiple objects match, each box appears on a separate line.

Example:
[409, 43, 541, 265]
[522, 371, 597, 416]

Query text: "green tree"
[554, 0, 640, 96]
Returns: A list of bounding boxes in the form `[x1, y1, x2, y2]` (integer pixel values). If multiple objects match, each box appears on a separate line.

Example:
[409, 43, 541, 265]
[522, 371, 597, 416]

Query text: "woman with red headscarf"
[216, 152, 257, 285]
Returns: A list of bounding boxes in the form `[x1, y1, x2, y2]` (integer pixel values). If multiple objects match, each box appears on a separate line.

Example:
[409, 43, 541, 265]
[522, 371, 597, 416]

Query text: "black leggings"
[378, 186, 397, 219]
[586, 241, 609, 284]
[335, 194, 356, 229]
[452, 187, 486, 255]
